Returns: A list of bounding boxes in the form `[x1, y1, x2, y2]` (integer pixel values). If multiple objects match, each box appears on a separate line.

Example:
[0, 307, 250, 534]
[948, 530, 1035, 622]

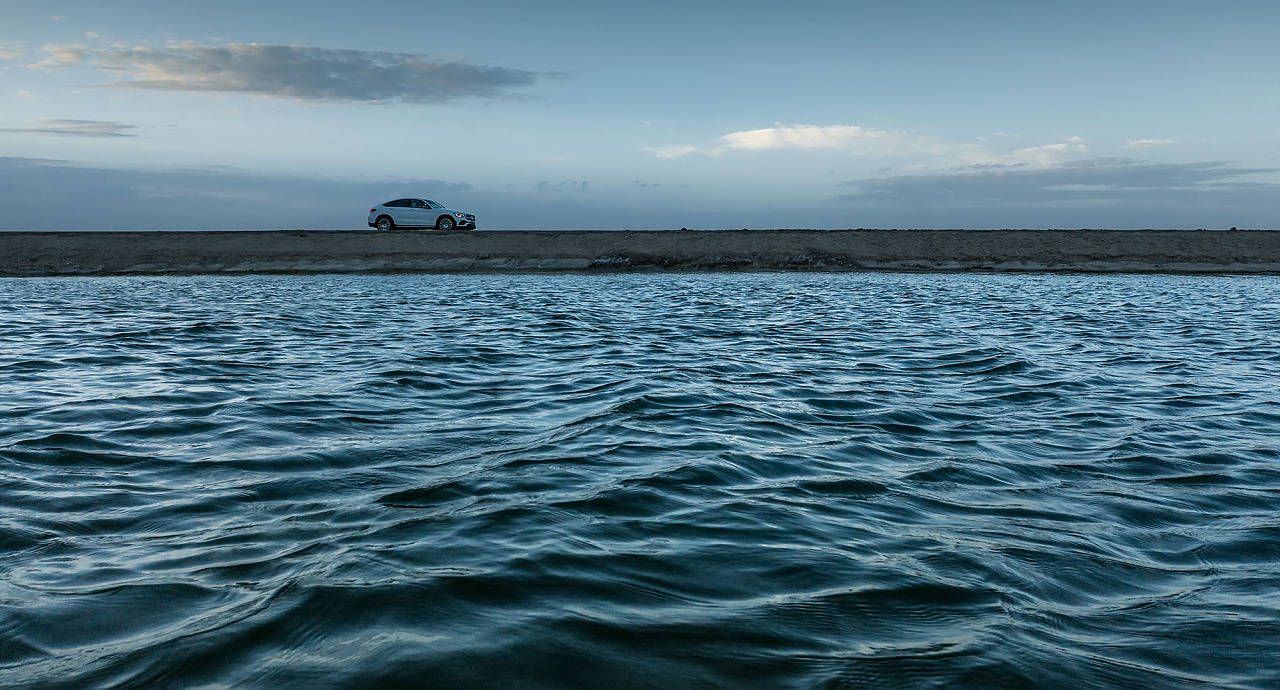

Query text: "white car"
[368, 198, 476, 231]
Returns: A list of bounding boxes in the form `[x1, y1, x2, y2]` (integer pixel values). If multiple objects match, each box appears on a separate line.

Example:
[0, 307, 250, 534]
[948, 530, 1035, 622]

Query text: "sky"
[1, 0, 1277, 230]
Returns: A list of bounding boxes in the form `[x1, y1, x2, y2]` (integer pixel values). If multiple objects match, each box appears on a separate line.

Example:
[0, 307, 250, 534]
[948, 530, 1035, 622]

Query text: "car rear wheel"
[436, 216, 455, 232]
[375, 215, 394, 231]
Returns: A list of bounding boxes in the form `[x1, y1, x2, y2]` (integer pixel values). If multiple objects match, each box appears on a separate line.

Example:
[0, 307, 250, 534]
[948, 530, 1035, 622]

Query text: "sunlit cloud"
[28, 41, 553, 104]
[645, 145, 700, 159]
[28, 43, 88, 69]
[720, 124, 892, 151]
[0, 43, 24, 60]
[1002, 138, 1088, 166]
[648, 122, 1091, 171]
[646, 123, 899, 160]
[1125, 138, 1176, 149]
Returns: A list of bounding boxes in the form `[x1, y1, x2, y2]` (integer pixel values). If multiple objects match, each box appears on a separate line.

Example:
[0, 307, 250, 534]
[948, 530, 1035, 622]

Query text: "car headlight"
[454, 212, 464, 218]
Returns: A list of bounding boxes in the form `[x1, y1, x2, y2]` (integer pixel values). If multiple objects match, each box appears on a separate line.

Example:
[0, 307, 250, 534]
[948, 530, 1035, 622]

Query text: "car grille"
[464, 214, 475, 221]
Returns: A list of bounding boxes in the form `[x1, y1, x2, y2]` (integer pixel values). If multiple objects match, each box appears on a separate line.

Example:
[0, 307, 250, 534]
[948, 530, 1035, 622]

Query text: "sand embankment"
[2, 229, 1279, 276]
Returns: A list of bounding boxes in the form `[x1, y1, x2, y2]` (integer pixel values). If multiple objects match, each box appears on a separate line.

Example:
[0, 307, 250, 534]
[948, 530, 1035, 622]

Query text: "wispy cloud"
[721, 124, 892, 151]
[1000, 137, 1089, 166]
[644, 144, 700, 159]
[29, 41, 553, 103]
[535, 180, 589, 192]
[648, 122, 1090, 169]
[0, 43, 24, 60]
[647, 124, 897, 158]
[1125, 138, 1176, 149]
[840, 158, 1277, 208]
[0, 119, 137, 138]
[28, 43, 88, 69]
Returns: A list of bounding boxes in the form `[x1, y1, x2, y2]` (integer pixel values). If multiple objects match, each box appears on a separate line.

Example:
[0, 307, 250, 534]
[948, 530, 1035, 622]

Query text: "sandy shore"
[2, 229, 1279, 276]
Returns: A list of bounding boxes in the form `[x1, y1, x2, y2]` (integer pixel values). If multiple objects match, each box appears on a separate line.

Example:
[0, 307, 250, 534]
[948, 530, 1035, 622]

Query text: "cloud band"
[30, 42, 548, 103]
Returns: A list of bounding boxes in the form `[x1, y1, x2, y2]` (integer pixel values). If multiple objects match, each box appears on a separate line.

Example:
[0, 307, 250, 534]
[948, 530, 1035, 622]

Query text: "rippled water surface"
[2, 273, 1279, 688]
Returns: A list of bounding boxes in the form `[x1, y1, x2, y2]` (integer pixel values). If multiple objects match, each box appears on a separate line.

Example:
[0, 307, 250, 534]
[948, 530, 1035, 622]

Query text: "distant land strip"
[2, 229, 1279, 277]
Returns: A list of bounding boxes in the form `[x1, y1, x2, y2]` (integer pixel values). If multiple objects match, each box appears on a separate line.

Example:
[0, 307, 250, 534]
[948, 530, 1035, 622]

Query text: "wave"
[2, 272, 1279, 687]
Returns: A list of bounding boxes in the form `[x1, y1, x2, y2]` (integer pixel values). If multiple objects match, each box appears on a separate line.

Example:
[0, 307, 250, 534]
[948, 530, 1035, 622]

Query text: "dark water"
[2, 273, 1278, 688]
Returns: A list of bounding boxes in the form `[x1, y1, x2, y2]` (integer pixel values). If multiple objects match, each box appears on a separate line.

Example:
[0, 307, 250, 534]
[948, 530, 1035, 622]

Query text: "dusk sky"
[1, 0, 1277, 229]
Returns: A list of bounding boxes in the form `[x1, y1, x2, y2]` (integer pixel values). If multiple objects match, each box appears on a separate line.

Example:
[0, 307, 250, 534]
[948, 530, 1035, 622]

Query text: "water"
[2, 273, 1278, 688]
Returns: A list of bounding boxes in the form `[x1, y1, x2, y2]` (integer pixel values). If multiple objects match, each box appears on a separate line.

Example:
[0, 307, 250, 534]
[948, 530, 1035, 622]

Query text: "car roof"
[381, 198, 443, 207]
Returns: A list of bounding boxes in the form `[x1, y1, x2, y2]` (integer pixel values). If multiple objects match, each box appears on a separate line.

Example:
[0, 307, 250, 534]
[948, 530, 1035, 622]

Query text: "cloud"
[648, 123, 1089, 169]
[29, 42, 550, 103]
[1125, 138, 1176, 149]
[2, 156, 1275, 231]
[0, 44, 24, 60]
[535, 180, 589, 192]
[0, 156, 472, 230]
[830, 158, 1280, 228]
[645, 144, 700, 159]
[720, 124, 892, 151]
[647, 123, 897, 159]
[1004, 139, 1087, 165]
[28, 43, 87, 69]
[0, 119, 137, 137]
[841, 158, 1277, 208]
[15, 90, 36, 98]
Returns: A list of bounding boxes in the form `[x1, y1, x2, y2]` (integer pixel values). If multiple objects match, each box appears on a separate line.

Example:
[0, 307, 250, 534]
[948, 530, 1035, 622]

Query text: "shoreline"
[3, 229, 1279, 277]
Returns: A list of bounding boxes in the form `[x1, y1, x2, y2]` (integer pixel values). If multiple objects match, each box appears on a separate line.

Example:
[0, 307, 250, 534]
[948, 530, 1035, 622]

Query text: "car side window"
[425, 200, 438, 209]
[411, 200, 427, 209]
[385, 200, 405, 208]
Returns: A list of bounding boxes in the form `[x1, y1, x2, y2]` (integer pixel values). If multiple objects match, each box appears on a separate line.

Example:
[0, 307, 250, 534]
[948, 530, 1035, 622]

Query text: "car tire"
[436, 216, 455, 232]
[375, 215, 394, 231]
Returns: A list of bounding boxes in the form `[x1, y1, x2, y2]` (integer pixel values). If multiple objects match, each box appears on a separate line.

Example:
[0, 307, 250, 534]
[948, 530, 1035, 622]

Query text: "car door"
[406, 199, 433, 227]
[383, 199, 410, 226]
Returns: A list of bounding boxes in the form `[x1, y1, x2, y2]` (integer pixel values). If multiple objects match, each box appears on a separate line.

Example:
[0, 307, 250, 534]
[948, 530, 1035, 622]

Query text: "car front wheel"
[436, 216, 455, 232]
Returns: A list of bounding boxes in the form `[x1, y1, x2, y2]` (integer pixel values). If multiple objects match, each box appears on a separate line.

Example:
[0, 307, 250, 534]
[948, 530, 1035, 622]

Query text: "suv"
[368, 199, 476, 231]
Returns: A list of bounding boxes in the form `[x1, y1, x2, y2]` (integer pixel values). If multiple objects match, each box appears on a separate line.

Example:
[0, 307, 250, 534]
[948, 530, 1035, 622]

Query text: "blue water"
[2, 273, 1279, 688]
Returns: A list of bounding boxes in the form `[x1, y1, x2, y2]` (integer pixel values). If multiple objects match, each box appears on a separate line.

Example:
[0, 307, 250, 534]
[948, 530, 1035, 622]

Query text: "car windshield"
[424, 200, 440, 209]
